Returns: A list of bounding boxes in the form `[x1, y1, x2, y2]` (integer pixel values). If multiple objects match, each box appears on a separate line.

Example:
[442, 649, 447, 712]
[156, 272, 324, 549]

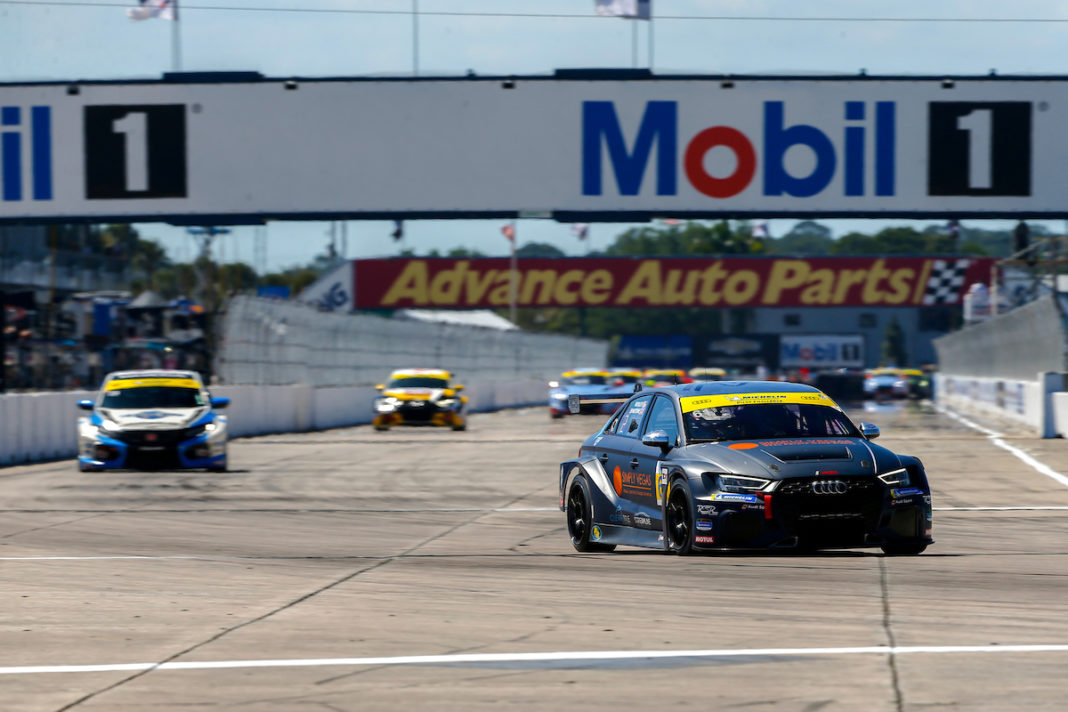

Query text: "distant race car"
[559, 380, 933, 555]
[77, 369, 229, 472]
[688, 367, 727, 382]
[548, 369, 631, 419]
[864, 368, 909, 400]
[642, 368, 690, 387]
[372, 368, 467, 431]
[897, 369, 933, 399]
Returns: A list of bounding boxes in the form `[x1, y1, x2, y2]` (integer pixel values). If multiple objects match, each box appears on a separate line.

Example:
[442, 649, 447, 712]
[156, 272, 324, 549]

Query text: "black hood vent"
[769, 446, 852, 462]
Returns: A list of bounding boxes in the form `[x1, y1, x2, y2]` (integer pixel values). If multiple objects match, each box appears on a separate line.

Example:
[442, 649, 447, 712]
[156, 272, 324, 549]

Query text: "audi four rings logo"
[810, 480, 848, 495]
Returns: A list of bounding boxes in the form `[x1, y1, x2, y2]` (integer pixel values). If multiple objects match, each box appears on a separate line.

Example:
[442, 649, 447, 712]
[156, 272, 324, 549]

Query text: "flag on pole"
[752, 221, 769, 238]
[595, 0, 651, 19]
[391, 220, 404, 241]
[127, 0, 176, 21]
[501, 222, 516, 243]
[570, 223, 590, 241]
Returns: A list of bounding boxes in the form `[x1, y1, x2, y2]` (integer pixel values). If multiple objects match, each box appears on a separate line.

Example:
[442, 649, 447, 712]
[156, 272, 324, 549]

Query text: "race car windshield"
[101, 387, 205, 409]
[388, 377, 449, 389]
[685, 403, 859, 442]
[611, 375, 639, 383]
[564, 375, 607, 385]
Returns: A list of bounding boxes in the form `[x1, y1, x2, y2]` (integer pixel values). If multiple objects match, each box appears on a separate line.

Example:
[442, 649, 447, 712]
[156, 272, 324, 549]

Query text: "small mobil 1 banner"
[352, 256, 994, 310]
[0, 76, 1064, 221]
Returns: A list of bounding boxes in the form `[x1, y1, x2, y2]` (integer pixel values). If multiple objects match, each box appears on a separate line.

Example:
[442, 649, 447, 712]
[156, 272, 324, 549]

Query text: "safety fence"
[0, 377, 553, 466]
[218, 296, 608, 387]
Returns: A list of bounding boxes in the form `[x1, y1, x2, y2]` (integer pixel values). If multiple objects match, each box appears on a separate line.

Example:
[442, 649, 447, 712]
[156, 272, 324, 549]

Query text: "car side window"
[615, 395, 652, 438]
[644, 395, 679, 443]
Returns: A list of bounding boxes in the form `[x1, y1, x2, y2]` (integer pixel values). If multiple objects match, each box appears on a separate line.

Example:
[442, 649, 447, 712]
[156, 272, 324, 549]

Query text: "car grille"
[125, 446, 181, 470]
[774, 476, 883, 546]
[111, 426, 204, 446]
[397, 402, 438, 422]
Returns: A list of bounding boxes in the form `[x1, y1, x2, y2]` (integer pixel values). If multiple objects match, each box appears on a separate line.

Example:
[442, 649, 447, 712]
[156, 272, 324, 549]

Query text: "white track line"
[935, 506, 1068, 511]
[4, 644, 1068, 676]
[938, 406, 1068, 488]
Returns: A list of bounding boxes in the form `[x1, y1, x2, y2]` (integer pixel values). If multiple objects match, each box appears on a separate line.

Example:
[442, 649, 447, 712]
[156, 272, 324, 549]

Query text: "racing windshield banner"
[353, 256, 993, 309]
[680, 391, 840, 413]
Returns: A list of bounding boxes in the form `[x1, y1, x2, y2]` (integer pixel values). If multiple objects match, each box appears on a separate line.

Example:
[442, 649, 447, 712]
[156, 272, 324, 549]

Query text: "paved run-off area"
[1, 402, 1067, 711]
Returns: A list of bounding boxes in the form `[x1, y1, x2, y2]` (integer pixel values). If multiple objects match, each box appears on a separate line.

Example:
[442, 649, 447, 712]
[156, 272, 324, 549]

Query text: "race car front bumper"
[372, 403, 465, 428]
[691, 481, 933, 551]
[78, 424, 228, 471]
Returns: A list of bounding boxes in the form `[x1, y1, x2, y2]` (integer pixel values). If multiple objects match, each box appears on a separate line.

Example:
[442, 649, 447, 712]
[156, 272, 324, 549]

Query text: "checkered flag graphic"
[922, 259, 970, 305]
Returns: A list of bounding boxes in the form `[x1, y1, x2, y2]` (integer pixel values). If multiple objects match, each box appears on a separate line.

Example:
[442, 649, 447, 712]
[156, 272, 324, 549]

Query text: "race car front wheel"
[664, 482, 694, 555]
[566, 477, 614, 553]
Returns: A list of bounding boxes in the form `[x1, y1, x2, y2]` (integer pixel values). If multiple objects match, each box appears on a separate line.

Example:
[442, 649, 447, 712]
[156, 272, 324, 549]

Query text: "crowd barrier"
[934, 372, 1064, 438]
[0, 378, 551, 466]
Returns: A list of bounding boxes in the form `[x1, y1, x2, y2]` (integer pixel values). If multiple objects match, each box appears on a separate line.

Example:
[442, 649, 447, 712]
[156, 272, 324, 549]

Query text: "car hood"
[678, 437, 902, 479]
[97, 406, 209, 431]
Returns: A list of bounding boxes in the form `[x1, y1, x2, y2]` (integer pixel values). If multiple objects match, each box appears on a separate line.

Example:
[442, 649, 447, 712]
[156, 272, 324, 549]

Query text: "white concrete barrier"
[935, 372, 1063, 438]
[0, 378, 555, 466]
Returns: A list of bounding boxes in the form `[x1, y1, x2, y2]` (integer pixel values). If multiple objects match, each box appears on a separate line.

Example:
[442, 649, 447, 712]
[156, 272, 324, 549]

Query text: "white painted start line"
[3, 644, 1068, 676]
[939, 406, 1068, 489]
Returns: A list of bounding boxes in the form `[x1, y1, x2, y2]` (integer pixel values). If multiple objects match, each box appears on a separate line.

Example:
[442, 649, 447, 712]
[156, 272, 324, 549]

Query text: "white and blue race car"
[77, 369, 229, 472]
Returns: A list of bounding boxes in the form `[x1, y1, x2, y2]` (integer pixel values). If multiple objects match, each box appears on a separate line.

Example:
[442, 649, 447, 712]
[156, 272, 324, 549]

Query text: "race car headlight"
[878, 468, 910, 486]
[716, 474, 772, 493]
[98, 419, 121, 433]
[375, 397, 399, 413]
[436, 398, 456, 408]
[550, 393, 568, 400]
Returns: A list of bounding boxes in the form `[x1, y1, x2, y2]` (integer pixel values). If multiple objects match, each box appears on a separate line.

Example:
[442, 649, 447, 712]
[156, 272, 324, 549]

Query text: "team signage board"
[352, 256, 994, 309]
[780, 334, 865, 369]
[1, 74, 1066, 222]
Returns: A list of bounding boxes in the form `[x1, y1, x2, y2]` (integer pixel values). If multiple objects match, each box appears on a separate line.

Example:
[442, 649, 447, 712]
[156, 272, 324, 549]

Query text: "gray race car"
[559, 381, 933, 555]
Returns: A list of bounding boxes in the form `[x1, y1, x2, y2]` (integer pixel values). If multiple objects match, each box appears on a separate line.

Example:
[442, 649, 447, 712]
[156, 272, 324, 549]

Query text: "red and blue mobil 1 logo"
[581, 100, 896, 199]
[1, 105, 52, 202]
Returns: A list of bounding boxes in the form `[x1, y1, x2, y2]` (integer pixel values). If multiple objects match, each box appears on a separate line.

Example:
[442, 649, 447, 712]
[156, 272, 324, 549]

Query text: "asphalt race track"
[2, 402, 1068, 711]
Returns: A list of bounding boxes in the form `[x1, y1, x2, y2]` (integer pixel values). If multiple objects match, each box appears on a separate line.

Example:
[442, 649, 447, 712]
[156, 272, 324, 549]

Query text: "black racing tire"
[373, 425, 389, 432]
[566, 477, 615, 553]
[451, 425, 466, 431]
[208, 464, 228, 473]
[881, 540, 928, 556]
[664, 479, 694, 555]
[550, 412, 564, 420]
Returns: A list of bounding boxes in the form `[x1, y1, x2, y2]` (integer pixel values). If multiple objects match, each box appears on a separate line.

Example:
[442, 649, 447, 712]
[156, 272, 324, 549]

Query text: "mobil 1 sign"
[0, 75, 1066, 222]
[781, 335, 864, 370]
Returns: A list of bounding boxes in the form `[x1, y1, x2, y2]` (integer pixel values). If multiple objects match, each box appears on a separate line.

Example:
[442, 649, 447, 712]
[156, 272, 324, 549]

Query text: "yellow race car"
[372, 368, 468, 431]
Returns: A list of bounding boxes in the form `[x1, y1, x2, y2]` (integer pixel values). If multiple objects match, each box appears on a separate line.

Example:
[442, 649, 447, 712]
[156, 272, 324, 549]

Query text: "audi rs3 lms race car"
[559, 381, 933, 555]
[77, 370, 229, 472]
[372, 368, 467, 431]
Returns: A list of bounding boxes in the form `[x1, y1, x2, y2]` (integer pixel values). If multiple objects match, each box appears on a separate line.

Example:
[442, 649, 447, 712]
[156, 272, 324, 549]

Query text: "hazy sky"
[5, 0, 1068, 269]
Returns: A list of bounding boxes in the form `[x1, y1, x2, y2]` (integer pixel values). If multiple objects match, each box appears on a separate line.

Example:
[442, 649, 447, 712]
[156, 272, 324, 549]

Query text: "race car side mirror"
[859, 422, 880, 440]
[77, 399, 94, 411]
[642, 430, 673, 453]
[375, 384, 385, 391]
[453, 384, 464, 391]
[210, 397, 230, 409]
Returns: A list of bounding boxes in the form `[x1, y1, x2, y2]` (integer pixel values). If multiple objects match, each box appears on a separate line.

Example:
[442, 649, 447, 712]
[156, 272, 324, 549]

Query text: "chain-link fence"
[217, 296, 608, 387]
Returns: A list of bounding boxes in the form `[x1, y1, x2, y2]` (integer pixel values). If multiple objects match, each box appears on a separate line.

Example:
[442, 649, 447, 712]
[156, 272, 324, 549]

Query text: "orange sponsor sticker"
[728, 443, 759, 450]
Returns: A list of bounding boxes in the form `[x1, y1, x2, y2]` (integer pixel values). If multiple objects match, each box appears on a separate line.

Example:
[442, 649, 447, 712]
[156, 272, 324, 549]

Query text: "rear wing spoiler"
[566, 382, 642, 414]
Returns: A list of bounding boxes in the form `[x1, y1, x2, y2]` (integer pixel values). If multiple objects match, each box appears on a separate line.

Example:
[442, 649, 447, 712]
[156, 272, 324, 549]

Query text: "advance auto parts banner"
[354, 256, 993, 309]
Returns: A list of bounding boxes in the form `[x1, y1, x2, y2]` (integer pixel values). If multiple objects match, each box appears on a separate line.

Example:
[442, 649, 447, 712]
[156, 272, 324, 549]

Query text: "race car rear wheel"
[566, 478, 615, 553]
[880, 540, 928, 556]
[664, 482, 694, 555]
